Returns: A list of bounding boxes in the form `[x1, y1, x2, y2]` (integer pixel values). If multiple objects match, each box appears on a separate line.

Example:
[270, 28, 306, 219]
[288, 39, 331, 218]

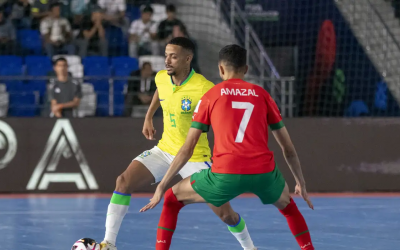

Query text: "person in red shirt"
[140, 44, 315, 250]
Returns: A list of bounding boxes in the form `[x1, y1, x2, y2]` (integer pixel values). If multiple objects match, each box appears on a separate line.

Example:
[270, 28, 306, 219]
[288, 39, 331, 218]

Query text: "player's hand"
[139, 187, 164, 212]
[295, 183, 314, 210]
[142, 119, 156, 140]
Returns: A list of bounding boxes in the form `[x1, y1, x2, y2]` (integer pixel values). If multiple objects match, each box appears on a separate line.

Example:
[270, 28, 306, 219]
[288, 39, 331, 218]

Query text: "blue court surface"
[0, 195, 399, 250]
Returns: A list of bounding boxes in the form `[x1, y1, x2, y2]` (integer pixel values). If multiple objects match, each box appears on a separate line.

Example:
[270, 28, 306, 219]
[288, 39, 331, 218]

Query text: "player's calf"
[274, 183, 314, 250]
[104, 161, 155, 247]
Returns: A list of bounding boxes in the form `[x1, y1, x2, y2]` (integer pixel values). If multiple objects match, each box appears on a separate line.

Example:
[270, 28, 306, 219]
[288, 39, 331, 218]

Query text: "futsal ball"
[71, 238, 100, 250]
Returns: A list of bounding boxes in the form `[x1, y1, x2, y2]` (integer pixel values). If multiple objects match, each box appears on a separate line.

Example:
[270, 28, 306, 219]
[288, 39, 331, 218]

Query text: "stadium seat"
[0, 83, 6, 92]
[111, 56, 139, 71]
[0, 67, 24, 92]
[111, 57, 138, 93]
[113, 93, 125, 116]
[8, 92, 39, 117]
[126, 5, 140, 22]
[139, 55, 165, 72]
[82, 56, 109, 70]
[17, 29, 42, 55]
[25, 56, 52, 68]
[106, 26, 128, 56]
[26, 65, 52, 96]
[84, 68, 110, 116]
[0, 56, 23, 69]
[69, 64, 84, 78]
[151, 4, 167, 23]
[76, 83, 97, 117]
[0, 92, 9, 117]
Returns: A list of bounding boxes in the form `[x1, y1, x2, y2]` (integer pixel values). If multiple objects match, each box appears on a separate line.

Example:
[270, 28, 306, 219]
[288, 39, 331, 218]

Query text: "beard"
[167, 70, 176, 76]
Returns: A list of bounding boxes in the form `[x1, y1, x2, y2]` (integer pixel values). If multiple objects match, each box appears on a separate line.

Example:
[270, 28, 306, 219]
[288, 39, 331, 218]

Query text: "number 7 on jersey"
[232, 102, 254, 143]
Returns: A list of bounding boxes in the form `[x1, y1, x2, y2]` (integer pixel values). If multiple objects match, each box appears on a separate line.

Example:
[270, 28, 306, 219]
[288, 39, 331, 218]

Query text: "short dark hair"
[53, 57, 68, 66]
[168, 37, 195, 55]
[166, 4, 176, 13]
[141, 5, 153, 13]
[142, 62, 152, 69]
[219, 44, 247, 72]
[50, 2, 61, 10]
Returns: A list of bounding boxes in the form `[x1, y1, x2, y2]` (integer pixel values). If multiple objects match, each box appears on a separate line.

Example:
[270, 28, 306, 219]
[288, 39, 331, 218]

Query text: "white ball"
[71, 238, 100, 250]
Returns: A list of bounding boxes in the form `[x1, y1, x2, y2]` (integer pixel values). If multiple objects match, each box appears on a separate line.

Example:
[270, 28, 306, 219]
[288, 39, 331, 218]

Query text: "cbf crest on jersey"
[181, 96, 192, 114]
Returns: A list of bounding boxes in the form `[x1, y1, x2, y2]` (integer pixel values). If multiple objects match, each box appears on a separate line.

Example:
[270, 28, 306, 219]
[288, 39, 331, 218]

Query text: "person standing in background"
[49, 58, 82, 118]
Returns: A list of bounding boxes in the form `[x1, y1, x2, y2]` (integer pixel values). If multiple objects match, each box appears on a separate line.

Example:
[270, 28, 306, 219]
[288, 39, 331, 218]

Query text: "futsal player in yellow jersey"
[101, 38, 257, 250]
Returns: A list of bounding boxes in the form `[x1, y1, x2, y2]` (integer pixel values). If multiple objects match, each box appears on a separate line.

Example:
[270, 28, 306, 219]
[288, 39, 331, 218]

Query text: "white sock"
[104, 192, 130, 246]
[228, 215, 255, 249]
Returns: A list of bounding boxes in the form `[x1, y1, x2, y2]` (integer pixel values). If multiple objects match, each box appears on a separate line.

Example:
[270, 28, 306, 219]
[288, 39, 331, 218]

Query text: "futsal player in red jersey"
[141, 44, 315, 250]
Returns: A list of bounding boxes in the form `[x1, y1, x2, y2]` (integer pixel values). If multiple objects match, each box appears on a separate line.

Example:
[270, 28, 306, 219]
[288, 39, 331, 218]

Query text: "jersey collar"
[170, 68, 195, 91]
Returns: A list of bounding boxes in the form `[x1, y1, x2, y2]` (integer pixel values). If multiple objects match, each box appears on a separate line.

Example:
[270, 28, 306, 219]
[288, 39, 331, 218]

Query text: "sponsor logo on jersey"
[139, 150, 152, 158]
[221, 88, 259, 97]
[159, 99, 165, 101]
[181, 96, 193, 114]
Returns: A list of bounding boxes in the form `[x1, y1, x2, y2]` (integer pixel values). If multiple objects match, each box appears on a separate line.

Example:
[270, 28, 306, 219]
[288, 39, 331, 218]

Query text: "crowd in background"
[0, 0, 200, 71]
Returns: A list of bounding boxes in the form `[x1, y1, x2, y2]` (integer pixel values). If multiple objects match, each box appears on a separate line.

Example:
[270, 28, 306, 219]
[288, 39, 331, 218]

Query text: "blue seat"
[126, 5, 140, 22]
[106, 27, 128, 56]
[0, 67, 24, 92]
[111, 56, 139, 71]
[0, 56, 23, 69]
[113, 67, 132, 93]
[113, 93, 125, 116]
[8, 92, 38, 117]
[17, 29, 42, 55]
[25, 56, 52, 68]
[26, 65, 51, 96]
[82, 56, 109, 70]
[85, 67, 110, 116]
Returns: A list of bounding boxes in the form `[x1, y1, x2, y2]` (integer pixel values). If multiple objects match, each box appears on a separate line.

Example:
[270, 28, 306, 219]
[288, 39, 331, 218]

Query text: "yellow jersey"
[155, 69, 214, 162]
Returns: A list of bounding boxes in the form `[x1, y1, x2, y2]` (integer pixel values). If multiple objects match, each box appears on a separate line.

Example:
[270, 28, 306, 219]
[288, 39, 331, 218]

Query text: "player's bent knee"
[115, 172, 131, 193]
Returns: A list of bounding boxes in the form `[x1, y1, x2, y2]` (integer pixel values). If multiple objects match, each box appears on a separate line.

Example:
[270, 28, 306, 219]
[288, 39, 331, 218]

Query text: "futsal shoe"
[99, 241, 117, 250]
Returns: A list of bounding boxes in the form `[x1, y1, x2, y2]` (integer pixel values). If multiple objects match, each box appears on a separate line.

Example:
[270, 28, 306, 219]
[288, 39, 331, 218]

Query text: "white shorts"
[134, 146, 212, 183]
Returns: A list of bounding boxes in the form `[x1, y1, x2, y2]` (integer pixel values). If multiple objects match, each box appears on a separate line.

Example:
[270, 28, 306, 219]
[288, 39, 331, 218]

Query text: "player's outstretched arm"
[272, 127, 313, 209]
[143, 89, 161, 140]
[140, 128, 202, 212]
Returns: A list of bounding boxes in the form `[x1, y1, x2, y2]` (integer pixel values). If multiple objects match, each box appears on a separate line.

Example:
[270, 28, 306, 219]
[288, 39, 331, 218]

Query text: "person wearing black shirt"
[157, 4, 184, 43]
[75, 9, 108, 57]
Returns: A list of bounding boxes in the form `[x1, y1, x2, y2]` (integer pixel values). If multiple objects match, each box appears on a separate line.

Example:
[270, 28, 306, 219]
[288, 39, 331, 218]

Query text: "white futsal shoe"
[100, 241, 117, 250]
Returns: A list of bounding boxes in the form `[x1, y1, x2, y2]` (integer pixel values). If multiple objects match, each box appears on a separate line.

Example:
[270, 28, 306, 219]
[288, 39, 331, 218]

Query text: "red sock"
[279, 198, 314, 250]
[156, 188, 185, 250]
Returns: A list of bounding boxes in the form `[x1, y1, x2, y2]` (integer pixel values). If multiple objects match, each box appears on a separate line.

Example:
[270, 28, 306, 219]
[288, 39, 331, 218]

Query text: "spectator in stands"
[124, 61, 156, 116]
[70, 0, 89, 28]
[98, 0, 126, 27]
[129, 5, 158, 58]
[31, 0, 53, 29]
[10, 0, 31, 29]
[157, 4, 184, 44]
[171, 24, 201, 73]
[49, 57, 82, 118]
[0, 9, 18, 55]
[41, 3, 75, 57]
[75, 9, 108, 57]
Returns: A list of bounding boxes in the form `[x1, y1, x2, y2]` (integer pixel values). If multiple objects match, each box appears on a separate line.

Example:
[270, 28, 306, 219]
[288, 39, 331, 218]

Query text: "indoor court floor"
[0, 194, 399, 250]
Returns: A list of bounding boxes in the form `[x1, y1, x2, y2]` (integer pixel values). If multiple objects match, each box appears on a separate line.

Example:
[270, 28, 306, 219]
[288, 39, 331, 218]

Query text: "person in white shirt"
[128, 5, 159, 58]
[40, 3, 75, 57]
[98, 0, 126, 27]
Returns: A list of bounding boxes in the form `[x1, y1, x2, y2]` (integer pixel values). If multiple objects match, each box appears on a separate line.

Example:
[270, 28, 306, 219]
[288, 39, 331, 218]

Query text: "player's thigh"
[132, 146, 172, 184]
[252, 164, 286, 205]
[116, 147, 169, 192]
[172, 177, 206, 205]
[189, 168, 241, 207]
[178, 161, 211, 180]
[272, 182, 291, 210]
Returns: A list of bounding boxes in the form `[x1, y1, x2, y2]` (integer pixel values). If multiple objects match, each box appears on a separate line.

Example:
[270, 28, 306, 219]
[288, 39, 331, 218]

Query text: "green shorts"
[190, 163, 286, 207]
